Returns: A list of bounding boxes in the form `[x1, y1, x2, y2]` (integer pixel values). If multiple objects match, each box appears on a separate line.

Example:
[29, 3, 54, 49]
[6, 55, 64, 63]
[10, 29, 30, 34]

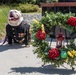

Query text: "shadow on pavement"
[10, 65, 76, 75]
[0, 43, 26, 52]
[0, 38, 52, 52]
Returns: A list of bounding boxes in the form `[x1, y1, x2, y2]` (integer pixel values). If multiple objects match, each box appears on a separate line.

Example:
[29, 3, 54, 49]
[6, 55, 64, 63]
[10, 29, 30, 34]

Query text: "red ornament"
[56, 33, 64, 41]
[56, 33, 65, 48]
[48, 48, 60, 60]
[36, 30, 46, 40]
[67, 17, 76, 26]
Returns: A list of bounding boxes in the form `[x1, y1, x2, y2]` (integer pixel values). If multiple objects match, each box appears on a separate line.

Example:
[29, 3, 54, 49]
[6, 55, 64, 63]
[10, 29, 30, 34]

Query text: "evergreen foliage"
[31, 12, 76, 68]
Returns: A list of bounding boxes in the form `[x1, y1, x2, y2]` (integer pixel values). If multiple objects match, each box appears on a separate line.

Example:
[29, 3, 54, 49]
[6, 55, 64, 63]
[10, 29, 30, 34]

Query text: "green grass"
[0, 5, 10, 23]
[0, 5, 10, 39]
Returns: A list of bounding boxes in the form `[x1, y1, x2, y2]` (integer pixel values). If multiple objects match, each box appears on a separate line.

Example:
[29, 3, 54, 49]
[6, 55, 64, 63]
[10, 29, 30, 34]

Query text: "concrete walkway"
[0, 42, 76, 75]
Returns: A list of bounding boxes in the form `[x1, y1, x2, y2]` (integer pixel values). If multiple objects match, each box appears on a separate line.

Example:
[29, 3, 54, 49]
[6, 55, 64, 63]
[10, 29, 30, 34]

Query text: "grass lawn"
[0, 5, 10, 40]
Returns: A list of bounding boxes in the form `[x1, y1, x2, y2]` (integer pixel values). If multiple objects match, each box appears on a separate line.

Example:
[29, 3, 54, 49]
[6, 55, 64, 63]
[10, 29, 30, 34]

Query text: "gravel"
[22, 13, 42, 25]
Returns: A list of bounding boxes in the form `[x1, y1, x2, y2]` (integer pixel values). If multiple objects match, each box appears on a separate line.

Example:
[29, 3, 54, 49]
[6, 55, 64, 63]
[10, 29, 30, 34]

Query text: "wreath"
[31, 12, 76, 69]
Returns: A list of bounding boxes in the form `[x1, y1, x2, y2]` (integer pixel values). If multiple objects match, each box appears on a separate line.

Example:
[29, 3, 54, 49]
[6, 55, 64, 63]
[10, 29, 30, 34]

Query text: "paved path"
[0, 42, 76, 75]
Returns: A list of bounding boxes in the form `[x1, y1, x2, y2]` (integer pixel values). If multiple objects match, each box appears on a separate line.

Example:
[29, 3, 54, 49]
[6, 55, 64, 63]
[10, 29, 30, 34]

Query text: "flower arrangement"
[67, 17, 76, 26]
[41, 12, 76, 32]
[31, 12, 76, 70]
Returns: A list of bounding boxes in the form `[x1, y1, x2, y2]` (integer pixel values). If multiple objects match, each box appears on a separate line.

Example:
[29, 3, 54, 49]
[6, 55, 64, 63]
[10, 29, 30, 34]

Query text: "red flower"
[67, 17, 76, 26]
[48, 48, 60, 60]
[36, 30, 46, 40]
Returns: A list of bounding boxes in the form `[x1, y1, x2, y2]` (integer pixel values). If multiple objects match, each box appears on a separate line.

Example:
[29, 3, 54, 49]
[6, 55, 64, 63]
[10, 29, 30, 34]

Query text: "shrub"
[17, 3, 39, 13]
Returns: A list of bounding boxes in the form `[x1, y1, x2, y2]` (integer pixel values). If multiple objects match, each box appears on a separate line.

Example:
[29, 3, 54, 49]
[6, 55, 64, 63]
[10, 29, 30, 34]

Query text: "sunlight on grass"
[0, 5, 10, 39]
[0, 5, 10, 24]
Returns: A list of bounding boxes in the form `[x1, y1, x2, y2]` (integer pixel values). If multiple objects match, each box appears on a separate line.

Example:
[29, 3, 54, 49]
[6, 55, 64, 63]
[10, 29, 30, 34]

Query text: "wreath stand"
[41, 27, 75, 71]
[41, 2, 76, 71]
[32, 2, 76, 71]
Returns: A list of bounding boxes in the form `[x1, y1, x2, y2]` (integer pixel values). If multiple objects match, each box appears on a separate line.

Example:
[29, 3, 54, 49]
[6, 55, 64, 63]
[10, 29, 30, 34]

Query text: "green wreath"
[31, 12, 76, 68]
